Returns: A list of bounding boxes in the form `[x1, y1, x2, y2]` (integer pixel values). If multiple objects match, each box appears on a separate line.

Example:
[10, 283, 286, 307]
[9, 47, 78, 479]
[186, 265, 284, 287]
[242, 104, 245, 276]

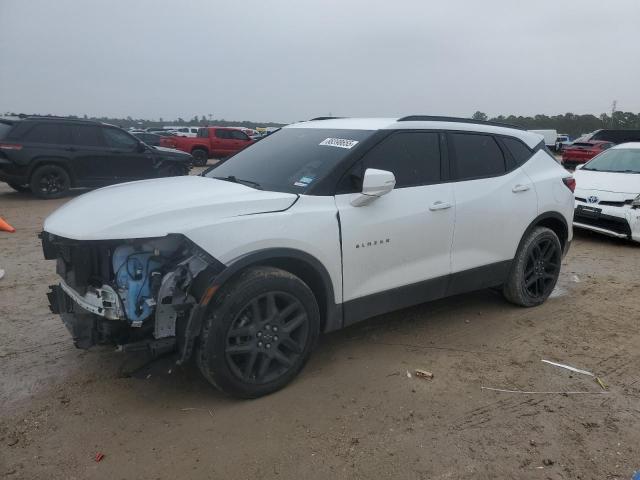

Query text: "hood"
[44, 176, 298, 240]
[574, 169, 640, 199]
[153, 145, 192, 158]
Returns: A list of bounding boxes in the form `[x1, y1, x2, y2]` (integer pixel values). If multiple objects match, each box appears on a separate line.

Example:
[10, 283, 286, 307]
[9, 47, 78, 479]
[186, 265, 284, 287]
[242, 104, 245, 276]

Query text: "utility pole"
[610, 100, 617, 127]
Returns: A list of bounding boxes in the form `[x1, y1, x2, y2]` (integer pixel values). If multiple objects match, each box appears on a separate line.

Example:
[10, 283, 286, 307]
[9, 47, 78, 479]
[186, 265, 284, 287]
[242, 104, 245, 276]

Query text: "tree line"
[5, 111, 640, 138]
[471, 111, 640, 138]
[1, 113, 284, 130]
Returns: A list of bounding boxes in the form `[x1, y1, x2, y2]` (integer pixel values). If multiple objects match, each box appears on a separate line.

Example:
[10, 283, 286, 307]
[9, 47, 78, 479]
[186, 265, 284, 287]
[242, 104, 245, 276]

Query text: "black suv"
[0, 118, 193, 198]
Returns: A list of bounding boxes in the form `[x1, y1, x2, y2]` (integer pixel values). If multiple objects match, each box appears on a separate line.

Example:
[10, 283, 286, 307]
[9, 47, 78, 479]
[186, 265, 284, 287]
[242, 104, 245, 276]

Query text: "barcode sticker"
[319, 138, 359, 149]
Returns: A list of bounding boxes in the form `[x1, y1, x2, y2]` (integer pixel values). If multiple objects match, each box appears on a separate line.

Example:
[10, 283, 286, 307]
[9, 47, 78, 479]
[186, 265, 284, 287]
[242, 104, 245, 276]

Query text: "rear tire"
[191, 149, 208, 167]
[197, 266, 320, 398]
[7, 182, 30, 193]
[503, 227, 562, 307]
[29, 164, 71, 199]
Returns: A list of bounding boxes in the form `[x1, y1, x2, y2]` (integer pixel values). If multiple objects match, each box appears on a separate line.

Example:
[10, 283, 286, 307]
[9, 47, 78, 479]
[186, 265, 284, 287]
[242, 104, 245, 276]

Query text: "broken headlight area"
[42, 232, 224, 354]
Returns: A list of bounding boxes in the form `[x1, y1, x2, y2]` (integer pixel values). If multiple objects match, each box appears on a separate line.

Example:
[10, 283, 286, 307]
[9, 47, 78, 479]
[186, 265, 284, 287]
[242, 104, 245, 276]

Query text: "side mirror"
[351, 168, 396, 207]
[136, 142, 147, 153]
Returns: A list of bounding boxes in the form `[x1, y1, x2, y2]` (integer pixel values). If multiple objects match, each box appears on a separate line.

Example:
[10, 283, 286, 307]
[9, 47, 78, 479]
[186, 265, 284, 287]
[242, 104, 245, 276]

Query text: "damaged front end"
[42, 232, 224, 360]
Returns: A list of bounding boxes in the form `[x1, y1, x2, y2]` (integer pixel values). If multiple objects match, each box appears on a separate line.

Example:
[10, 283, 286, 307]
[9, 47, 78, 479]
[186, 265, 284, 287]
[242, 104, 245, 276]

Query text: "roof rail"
[24, 116, 101, 124]
[309, 116, 345, 121]
[397, 115, 525, 131]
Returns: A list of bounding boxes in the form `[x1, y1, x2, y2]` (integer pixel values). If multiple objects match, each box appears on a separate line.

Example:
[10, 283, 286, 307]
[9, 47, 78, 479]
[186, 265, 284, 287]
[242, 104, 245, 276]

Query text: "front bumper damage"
[573, 200, 640, 243]
[42, 232, 224, 360]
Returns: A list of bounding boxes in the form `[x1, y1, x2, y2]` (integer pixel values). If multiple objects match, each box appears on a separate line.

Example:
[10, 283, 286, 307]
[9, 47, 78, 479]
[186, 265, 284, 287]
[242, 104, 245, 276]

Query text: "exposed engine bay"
[42, 232, 224, 359]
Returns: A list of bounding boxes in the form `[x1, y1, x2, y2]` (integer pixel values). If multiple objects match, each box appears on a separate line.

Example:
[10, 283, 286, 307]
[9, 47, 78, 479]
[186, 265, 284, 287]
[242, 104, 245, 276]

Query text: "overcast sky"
[1, 0, 639, 123]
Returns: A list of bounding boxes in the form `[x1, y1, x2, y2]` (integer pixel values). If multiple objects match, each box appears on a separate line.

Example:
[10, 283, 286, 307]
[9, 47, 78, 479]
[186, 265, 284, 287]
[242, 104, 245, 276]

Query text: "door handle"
[512, 184, 530, 193]
[429, 201, 452, 211]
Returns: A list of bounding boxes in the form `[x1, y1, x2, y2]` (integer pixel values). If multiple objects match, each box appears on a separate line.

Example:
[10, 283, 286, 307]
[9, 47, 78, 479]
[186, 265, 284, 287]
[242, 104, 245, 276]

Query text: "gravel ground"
[1, 170, 639, 479]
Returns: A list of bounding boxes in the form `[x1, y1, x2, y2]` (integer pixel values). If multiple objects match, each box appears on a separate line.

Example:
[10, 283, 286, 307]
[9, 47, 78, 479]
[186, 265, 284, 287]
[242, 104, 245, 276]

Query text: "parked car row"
[0, 117, 193, 198]
[159, 126, 255, 166]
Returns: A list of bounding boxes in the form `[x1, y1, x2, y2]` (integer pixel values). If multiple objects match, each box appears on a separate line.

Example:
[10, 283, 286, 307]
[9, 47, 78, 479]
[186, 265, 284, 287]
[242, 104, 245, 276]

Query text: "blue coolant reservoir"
[112, 245, 164, 324]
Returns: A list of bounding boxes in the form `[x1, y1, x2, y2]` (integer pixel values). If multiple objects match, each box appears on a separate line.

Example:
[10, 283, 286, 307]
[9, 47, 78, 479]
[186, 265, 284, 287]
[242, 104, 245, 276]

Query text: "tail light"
[0, 143, 23, 150]
[562, 177, 576, 193]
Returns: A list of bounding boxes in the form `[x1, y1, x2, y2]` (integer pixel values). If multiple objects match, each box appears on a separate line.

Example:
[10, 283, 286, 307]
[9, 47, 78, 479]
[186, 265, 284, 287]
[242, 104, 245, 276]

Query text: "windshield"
[583, 148, 640, 173]
[205, 128, 374, 193]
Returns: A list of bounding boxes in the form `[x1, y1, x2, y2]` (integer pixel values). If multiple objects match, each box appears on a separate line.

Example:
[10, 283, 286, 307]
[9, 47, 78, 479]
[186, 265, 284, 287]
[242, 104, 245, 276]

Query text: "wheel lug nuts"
[266, 343, 271, 349]
[257, 332, 262, 337]
[273, 326, 278, 332]
[274, 336, 278, 341]
[258, 341, 263, 347]
[265, 325, 271, 330]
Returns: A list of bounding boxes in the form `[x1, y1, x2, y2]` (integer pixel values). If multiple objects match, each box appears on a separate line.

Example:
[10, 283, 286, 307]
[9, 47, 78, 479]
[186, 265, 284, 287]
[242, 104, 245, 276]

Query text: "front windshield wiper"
[212, 175, 262, 189]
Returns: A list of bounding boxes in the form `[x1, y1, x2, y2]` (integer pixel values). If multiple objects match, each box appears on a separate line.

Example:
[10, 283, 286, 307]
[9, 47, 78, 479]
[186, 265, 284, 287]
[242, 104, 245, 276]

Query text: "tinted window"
[230, 130, 250, 141]
[502, 137, 532, 166]
[356, 132, 441, 189]
[19, 123, 72, 144]
[71, 125, 105, 147]
[103, 127, 138, 149]
[206, 128, 374, 194]
[451, 133, 505, 180]
[197, 128, 209, 138]
[215, 129, 231, 139]
[0, 121, 14, 140]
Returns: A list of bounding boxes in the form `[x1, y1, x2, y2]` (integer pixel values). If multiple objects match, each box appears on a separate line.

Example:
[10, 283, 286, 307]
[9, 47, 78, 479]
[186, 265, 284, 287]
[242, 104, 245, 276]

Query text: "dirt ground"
[1, 173, 639, 480]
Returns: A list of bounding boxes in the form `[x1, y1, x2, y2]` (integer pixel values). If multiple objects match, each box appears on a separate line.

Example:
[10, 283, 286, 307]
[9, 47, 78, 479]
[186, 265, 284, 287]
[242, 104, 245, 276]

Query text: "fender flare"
[209, 248, 340, 330]
[519, 211, 570, 254]
[177, 248, 342, 364]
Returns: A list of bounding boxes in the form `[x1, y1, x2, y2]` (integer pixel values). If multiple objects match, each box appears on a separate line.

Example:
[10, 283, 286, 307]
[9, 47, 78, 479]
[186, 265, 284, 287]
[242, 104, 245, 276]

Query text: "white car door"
[334, 131, 455, 324]
[448, 133, 538, 276]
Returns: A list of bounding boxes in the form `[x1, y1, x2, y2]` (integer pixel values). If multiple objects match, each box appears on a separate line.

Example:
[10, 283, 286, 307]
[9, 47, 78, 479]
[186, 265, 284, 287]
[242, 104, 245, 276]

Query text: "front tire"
[503, 227, 562, 307]
[197, 266, 320, 398]
[29, 164, 71, 199]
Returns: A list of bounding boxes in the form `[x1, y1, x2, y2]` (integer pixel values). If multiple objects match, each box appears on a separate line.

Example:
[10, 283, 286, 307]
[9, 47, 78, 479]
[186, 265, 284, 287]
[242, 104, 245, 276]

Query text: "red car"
[160, 127, 254, 166]
[561, 140, 614, 169]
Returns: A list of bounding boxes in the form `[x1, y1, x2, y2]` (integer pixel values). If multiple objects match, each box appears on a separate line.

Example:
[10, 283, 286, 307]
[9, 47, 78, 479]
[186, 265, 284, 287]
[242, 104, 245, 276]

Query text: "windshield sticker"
[294, 176, 315, 188]
[319, 138, 359, 149]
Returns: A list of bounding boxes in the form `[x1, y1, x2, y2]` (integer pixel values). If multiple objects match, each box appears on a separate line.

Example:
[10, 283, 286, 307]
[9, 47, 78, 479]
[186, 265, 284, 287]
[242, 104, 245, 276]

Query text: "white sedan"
[573, 142, 640, 243]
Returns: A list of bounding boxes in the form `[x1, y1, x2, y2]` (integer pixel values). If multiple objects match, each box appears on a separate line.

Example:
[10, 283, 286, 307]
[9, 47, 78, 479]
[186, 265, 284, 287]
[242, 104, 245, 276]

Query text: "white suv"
[42, 116, 575, 398]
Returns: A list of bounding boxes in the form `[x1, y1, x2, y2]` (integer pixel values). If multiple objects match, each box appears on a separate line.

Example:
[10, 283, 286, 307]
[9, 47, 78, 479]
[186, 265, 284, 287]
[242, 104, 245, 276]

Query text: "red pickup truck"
[160, 127, 254, 166]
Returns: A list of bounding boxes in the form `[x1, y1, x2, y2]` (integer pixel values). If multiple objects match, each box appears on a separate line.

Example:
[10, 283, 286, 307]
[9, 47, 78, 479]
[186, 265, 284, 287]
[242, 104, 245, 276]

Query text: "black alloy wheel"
[30, 165, 71, 199]
[503, 226, 563, 307]
[523, 237, 561, 299]
[197, 266, 320, 398]
[225, 292, 310, 384]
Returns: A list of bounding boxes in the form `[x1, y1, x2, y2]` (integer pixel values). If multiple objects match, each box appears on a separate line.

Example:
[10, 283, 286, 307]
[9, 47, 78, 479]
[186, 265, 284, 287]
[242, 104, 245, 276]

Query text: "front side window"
[206, 128, 374, 194]
[71, 125, 105, 147]
[230, 130, 250, 141]
[450, 133, 505, 180]
[215, 129, 231, 139]
[103, 127, 139, 150]
[197, 128, 209, 138]
[18, 123, 72, 144]
[342, 132, 441, 193]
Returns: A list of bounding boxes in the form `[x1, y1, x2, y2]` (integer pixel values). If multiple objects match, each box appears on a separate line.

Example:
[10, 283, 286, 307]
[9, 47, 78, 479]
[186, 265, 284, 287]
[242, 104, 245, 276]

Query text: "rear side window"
[450, 133, 505, 180]
[215, 129, 231, 139]
[197, 128, 209, 138]
[0, 121, 13, 140]
[71, 125, 105, 147]
[17, 123, 72, 144]
[501, 137, 533, 166]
